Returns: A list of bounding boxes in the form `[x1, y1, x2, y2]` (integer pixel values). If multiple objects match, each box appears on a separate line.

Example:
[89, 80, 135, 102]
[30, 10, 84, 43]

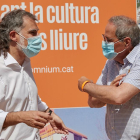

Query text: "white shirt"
[0, 53, 48, 140]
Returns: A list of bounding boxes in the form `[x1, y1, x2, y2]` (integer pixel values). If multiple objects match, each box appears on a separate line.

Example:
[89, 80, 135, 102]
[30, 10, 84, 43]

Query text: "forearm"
[88, 95, 106, 108]
[79, 76, 139, 105]
[3, 110, 52, 130]
[84, 83, 120, 104]
[3, 112, 23, 128]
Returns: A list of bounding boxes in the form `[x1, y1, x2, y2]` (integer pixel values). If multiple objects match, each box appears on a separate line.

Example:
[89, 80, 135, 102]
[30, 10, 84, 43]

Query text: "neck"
[9, 44, 26, 66]
[115, 59, 124, 64]
[114, 47, 133, 64]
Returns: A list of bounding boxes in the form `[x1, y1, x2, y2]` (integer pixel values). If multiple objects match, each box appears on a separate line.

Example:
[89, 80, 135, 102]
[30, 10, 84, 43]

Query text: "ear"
[123, 37, 131, 48]
[9, 31, 18, 42]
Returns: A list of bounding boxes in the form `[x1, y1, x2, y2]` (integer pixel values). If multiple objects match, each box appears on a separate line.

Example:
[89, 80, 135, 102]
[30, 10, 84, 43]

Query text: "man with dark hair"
[0, 9, 68, 140]
[78, 15, 140, 140]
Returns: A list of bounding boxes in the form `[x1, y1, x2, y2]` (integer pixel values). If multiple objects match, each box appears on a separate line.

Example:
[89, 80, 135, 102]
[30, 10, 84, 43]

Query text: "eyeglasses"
[102, 34, 126, 44]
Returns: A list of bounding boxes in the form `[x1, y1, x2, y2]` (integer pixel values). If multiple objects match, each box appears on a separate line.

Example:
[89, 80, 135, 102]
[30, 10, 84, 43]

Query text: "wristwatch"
[49, 109, 52, 115]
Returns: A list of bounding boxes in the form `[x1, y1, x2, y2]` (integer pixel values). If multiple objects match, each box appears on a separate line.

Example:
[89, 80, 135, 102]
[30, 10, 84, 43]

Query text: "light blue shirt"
[97, 44, 140, 140]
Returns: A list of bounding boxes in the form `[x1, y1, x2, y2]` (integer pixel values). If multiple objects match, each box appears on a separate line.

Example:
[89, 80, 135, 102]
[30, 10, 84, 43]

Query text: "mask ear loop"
[16, 32, 27, 40]
[114, 38, 127, 55]
[117, 48, 126, 54]
[16, 32, 28, 49]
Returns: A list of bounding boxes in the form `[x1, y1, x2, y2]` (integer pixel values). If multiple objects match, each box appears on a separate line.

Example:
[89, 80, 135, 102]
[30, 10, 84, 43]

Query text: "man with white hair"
[78, 15, 140, 140]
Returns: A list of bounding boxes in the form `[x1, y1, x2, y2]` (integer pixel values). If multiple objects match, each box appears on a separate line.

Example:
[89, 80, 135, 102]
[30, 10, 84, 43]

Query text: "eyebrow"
[104, 35, 114, 41]
[106, 37, 113, 41]
[28, 28, 39, 33]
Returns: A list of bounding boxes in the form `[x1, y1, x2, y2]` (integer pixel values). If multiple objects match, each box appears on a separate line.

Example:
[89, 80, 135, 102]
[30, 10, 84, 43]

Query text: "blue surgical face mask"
[102, 40, 126, 59]
[16, 33, 42, 58]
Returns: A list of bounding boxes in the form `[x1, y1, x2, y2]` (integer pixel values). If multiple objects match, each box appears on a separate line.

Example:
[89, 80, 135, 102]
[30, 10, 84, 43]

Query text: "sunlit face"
[104, 22, 126, 53]
[16, 16, 39, 48]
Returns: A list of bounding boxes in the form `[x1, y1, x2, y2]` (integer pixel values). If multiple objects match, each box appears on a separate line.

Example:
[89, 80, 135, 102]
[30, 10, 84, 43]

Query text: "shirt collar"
[124, 43, 140, 64]
[2, 53, 30, 67]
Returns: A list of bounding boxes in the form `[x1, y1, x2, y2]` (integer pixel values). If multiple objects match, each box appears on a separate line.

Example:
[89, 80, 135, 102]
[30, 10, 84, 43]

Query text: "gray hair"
[108, 15, 140, 47]
[0, 9, 38, 58]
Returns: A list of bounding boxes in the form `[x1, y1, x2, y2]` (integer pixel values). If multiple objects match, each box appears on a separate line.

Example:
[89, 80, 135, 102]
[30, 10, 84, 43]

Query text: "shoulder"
[133, 52, 140, 65]
[104, 59, 116, 68]
[0, 56, 7, 73]
[0, 56, 5, 67]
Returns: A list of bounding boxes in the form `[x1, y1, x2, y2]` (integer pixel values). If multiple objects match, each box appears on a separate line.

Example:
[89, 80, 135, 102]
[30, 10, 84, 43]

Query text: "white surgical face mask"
[102, 41, 126, 59]
[16, 33, 42, 58]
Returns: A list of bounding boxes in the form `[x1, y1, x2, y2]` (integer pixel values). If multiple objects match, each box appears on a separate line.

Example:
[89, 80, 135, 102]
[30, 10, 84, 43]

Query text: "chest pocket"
[0, 76, 7, 101]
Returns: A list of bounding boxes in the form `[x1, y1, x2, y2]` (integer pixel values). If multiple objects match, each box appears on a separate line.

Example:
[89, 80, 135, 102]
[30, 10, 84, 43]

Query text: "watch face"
[49, 109, 52, 115]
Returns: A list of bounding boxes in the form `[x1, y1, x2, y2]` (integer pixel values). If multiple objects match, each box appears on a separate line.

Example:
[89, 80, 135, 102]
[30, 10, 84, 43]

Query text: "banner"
[0, 0, 135, 108]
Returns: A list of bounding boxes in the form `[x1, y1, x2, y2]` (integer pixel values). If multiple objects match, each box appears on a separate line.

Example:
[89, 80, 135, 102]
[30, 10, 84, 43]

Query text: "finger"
[120, 73, 126, 77]
[111, 79, 120, 86]
[111, 80, 115, 85]
[59, 128, 68, 135]
[81, 76, 87, 80]
[54, 128, 61, 134]
[61, 128, 69, 135]
[58, 129, 64, 134]
[53, 125, 68, 135]
[39, 112, 52, 121]
[113, 78, 122, 84]
[110, 80, 116, 85]
[114, 81, 120, 87]
[52, 125, 64, 134]
[54, 128, 67, 135]
[112, 76, 123, 84]
[35, 125, 44, 129]
[116, 75, 122, 79]
[37, 117, 48, 124]
[34, 121, 46, 128]
[115, 74, 126, 80]
[111, 76, 121, 84]
[114, 76, 123, 81]
[60, 124, 69, 134]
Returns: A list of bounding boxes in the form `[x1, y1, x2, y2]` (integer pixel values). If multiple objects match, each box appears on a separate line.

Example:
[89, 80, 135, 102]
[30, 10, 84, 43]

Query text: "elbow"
[88, 104, 100, 108]
[115, 99, 126, 105]
[88, 100, 105, 108]
[113, 94, 126, 105]
[88, 103, 98, 108]
[114, 100, 123, 105]
[88, 100, 95, 108]
[89, 105, 94, 108]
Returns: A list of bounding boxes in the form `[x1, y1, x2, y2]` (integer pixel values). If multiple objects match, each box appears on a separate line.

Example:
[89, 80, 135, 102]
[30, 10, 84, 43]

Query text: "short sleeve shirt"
[96, 44, 140, 140]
